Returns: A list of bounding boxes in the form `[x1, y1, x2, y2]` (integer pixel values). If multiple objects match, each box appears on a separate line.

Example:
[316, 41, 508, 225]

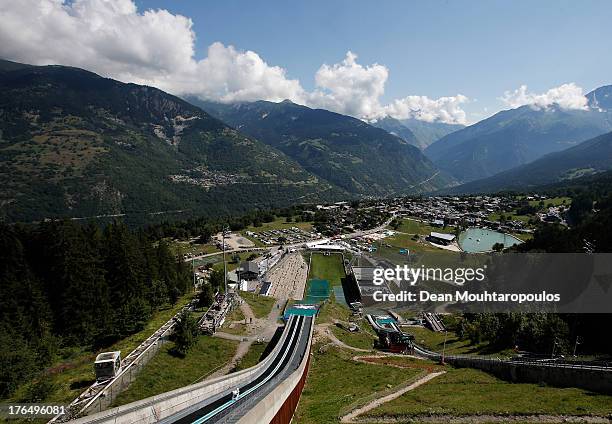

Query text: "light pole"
[441, 330, 448, 365]
[573, 336, 582, 357]
[192, 257, 196, 292]
[222, 225, 229, 295]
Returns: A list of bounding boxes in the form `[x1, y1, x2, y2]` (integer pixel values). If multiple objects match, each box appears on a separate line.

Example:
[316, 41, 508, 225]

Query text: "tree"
[209, 268, 224, 291]
[196, 228, 212, 244]
[198, 284, 214, 308]
[172, 312, 199, 356]
[492, 242, 504, 252]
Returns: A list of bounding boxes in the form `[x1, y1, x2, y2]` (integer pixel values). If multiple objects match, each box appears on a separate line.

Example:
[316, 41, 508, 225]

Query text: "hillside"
[0, 60, 338, 222]
[370, 116, 422, 149]
[442, 130, 612, 194]
[425, 86, 612, 182]
[191, 99, 452, 196]
[399, 118, 464, 148]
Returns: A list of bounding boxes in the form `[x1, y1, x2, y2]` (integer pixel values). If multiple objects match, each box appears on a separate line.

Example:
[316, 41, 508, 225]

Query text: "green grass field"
[367, 367, 612, 418]
[488, 211, 533, 224]
[512, 232, 534, 241]
[404, 326, 506, 356]
[170, 240, 219, 257]
[240, 291, 277, 318]
[308, 253, 346, 287]
[528, 196, 572, 209]
[329, 325, 376, 351]
[294, 345, 423, 424]
[232, 342, 268, 372]
[244, 217, 313, 233]
[113, 336, 238, 406]
[316, 300, 351, 324]
[392, 219, 454, 236]
[8, 293, 197, 405]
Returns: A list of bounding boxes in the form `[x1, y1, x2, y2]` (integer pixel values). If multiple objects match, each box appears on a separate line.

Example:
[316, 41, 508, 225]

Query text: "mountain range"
[425, 86, 612, 183]
[0, 59, 340, 222]
[0, 59, 450, 222]
[441, 130, 612, 194]
[190, 98, 451, 196]
[371, 116, 464, 150]
[2, 57, 611, 223]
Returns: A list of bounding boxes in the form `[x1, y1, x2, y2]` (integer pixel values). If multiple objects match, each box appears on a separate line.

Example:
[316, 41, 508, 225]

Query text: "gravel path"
[340, 371, 446, 423]
[208, 295, 284, 379]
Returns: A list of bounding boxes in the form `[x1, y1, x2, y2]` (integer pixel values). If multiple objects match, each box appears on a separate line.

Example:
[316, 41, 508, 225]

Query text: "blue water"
[459, 227, 523, 253]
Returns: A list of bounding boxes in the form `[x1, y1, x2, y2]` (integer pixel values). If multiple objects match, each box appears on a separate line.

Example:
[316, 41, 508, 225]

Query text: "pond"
[458, 227, 523, 253]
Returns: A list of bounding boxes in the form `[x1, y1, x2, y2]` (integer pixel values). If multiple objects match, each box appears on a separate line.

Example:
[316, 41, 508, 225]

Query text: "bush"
[171, 312, 199, 357]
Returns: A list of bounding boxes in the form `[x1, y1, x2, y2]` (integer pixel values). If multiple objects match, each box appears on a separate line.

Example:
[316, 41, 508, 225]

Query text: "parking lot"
[244, 226, 320, 246]
[264, 253, 308, 300]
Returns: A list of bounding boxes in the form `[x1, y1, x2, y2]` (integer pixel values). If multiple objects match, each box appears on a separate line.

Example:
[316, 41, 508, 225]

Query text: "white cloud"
[383, 94, 469, 124]
[305, 52, 468, 124]
[308, 52, 388, 119]
[0, 0, 305, 103]
[0, 0, 196, 83]
[180, 42, 306, 103]
[0, 0, 468, 124]
[500, 83, 589, 111]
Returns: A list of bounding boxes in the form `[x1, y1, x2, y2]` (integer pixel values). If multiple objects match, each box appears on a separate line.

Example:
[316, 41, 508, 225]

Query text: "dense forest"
[0, 220, 190, 397]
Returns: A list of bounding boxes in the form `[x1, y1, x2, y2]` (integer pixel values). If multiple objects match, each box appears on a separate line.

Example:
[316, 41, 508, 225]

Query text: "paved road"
[185, 216, 397, 263]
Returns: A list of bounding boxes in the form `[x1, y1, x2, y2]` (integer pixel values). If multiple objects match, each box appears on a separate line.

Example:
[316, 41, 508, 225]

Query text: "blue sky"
[133, 0, 612, 121]
[2, 0, 611, 124]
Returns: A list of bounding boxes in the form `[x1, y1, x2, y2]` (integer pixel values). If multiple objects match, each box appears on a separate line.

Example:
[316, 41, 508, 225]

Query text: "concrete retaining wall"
[81, 334, 172, 416]
[237, 322, 313, 424]
[71, 319, 295, 424]
[449, 356, 612, 394]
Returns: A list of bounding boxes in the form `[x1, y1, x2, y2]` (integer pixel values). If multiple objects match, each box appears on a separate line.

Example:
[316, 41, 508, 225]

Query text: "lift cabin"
[94, 351, 121, 382]
[378, 329, 414, 353]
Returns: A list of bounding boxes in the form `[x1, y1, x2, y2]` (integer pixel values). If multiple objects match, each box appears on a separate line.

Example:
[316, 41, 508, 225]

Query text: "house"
[237, 261, 259, 280]
[428, 232, 456, 245]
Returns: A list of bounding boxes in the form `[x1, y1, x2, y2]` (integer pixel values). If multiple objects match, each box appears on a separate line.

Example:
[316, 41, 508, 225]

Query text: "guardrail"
[69, 316, 302, 424]
[412, 345, 612, 393]
[413, 345, 612, 372]
[234, 316, 315, 424]
[50, 301, 197, 423]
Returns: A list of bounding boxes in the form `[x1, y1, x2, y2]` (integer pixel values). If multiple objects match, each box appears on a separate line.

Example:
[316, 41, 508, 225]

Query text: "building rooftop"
[239, 261, 259, 274]
[430, 232, 456, 241]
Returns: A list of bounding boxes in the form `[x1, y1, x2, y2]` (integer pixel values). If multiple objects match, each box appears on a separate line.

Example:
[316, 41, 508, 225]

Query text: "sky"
[1, 0, 611, 124]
